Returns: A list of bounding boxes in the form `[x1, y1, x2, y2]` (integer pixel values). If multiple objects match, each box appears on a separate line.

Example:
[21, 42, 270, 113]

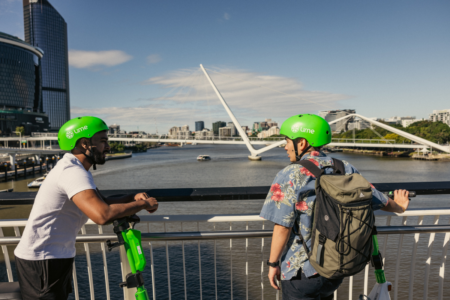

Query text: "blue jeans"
[281, 272, 343, 300]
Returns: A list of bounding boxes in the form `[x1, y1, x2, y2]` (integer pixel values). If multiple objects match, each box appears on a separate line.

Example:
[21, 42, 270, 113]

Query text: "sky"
[1, 0, 449, 133]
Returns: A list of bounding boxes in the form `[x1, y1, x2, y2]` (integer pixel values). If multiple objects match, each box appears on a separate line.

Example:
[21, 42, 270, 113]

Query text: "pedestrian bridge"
[0, 181, 450, 300]
[0, 130, 438, 159]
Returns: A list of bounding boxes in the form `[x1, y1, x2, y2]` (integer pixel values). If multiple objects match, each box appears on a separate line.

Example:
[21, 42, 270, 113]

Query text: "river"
[0, 145, 449, 300]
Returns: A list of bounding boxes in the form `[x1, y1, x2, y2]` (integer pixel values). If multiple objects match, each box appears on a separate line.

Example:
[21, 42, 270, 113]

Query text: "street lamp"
[13, 131, 22, 149]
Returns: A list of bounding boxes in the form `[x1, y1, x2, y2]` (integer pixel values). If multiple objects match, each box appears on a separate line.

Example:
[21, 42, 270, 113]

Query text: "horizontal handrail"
[1, 208, 450, 227]
[1, 181, 450, 205]
[1, 225, 450, 246]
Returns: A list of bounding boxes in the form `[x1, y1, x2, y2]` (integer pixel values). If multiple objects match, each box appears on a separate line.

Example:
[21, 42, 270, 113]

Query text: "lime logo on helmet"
[291, 123, 315, 135]
[66, 125, 88, 140]
[74, 125, 89, 135]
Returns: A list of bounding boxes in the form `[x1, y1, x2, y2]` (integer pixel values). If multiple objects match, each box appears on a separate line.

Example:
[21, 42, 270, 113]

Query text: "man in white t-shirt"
[14, 116, 158, 300]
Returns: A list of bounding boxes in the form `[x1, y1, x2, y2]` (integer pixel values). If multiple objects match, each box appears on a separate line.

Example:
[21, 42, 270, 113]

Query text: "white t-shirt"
[15, 153, 96, 260]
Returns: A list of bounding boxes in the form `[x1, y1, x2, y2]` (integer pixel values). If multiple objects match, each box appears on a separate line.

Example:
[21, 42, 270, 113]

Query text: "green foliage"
[135, 143, 147, 151]
[404, 121, 450, 144]
[332, 121, 450, 144]
[109, 142, 125, 153]
[15, 126, 25, 136]
[383, 133, 409, 143]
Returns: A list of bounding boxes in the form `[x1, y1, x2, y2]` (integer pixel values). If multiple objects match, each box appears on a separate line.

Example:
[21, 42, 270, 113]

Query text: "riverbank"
[341, 148, 450, 160]
[412, 154, 450, 161]
[105, 152, 132, 161]
[341, 148, 412, 157]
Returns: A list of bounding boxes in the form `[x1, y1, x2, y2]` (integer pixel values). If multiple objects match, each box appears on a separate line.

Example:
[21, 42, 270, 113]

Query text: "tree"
[109, 142, 125, 153]
[384, 133, 409, 144]
[332, 120, 450, 145]
[15, 126, 25, 136]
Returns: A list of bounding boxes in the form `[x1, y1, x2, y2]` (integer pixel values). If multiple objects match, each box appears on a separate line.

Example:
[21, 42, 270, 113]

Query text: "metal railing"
[332, 138, 397, 144]
[1, 183, 450, 300]
[1, 210, 450, 300]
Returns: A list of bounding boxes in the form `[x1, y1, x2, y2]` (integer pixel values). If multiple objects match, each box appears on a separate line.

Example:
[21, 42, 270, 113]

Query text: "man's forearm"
[104, 194, 135, 205]
[381, 198, 404, 213]
[101, 200, 148, 224]
[269, 224, 292, 262]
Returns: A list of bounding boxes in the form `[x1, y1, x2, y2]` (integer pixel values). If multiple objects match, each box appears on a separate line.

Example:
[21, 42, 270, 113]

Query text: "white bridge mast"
[200, 64, 262, 160]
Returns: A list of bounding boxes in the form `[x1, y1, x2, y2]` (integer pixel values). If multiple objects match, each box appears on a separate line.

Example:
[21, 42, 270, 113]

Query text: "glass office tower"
[0, 32, 49, 134]
[23, 0, 70, 131]
[195, 121, 204, 132]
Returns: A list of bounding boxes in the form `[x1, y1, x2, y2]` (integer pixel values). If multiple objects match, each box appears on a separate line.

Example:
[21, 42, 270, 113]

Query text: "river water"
[1, 145, 449, 300]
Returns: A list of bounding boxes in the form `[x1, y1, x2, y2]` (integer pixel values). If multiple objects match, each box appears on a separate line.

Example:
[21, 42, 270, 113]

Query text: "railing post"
[120, 245, 135, 300]
[39, 158, 42, 174]
[23, 160, 27, 179]
[14, 163, 17, 180]
[4, 163, 7, 182]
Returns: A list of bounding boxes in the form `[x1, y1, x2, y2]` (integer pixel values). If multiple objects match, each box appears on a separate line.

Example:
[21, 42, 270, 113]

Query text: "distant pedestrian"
[14, 116, 159, 300]
[260, 114, 409, 300]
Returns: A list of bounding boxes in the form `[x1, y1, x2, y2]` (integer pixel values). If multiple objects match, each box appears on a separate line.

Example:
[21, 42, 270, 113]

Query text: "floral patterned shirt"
[259, 151, 388, 280]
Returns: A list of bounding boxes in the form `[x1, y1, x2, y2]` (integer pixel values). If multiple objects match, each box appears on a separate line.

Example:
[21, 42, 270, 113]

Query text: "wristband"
[266, 260, 280, 267]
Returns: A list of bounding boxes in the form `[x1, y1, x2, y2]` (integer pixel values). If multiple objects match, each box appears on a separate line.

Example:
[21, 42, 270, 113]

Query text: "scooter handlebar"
[382, 190, 416, 198]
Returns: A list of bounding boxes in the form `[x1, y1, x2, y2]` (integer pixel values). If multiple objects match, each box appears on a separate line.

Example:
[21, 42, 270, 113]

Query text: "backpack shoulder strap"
[332, 158, 346, 175]
[292, 160, 323, 178]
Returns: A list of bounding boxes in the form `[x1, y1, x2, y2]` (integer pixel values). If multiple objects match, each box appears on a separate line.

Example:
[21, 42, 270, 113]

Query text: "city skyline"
[1, 0, 449, 133]
[114, 108, 448, 136]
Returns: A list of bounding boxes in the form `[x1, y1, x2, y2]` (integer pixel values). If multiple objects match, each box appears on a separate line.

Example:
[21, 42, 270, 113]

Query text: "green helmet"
[58, 116, 109, 151]
[280, 114, 331, 147]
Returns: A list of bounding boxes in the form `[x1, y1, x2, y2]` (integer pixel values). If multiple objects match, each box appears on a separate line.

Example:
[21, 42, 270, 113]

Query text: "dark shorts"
[15, 256, 74, 300]
[281, 272, 343, 300]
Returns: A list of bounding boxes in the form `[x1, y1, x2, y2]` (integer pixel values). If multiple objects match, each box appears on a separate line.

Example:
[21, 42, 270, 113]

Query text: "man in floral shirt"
[260, 114, 410, 300]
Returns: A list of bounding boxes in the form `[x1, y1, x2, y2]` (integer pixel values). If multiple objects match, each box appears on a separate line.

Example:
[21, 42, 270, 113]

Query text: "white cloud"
[73, 67, 349, 134]
[147, 54, 161, 64]
[141, 66, 349, 121]
[69, 50, 132, 69]
[71, 103, 202, 133]
[223, 13, 230, 20]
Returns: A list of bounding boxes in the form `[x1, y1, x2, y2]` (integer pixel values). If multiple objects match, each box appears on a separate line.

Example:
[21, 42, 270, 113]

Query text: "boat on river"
[197, 155, 211, 161]
[27, 173, 48, 188]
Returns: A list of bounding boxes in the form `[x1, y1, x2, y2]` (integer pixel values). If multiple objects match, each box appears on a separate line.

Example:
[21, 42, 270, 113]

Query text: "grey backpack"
[293, 158, 375, 279]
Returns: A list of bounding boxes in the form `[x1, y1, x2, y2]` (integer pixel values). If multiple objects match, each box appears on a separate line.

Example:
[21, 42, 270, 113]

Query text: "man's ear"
[79, 138, 90, 150]
[297, 138, 309, 152]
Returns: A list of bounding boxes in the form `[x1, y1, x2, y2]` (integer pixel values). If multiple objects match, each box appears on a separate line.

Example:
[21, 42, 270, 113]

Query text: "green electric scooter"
[361, 190, 415, 300]
[106, 215, 150, 300]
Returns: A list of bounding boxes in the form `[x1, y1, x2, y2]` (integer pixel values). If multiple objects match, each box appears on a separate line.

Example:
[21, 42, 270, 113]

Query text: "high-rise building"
[253, 122, 261, 132]
[168, 126, 181, 138]
[347, 119, 371, 131]
[0, 31, 49, 134]
[109, 124, 120, 135]
[195, 121, 204, 132]
[265, 119, 278, 128]
[219, 127, 232, 137]
[212, 121, 226, 135]
[319, 110, 356, 132]
[196, 128, 213, 140]
[227, 122, 236, 136]
[430, 109, 450, 126]
[23, 0, 70, 131]
[257, 126, 280, 139]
